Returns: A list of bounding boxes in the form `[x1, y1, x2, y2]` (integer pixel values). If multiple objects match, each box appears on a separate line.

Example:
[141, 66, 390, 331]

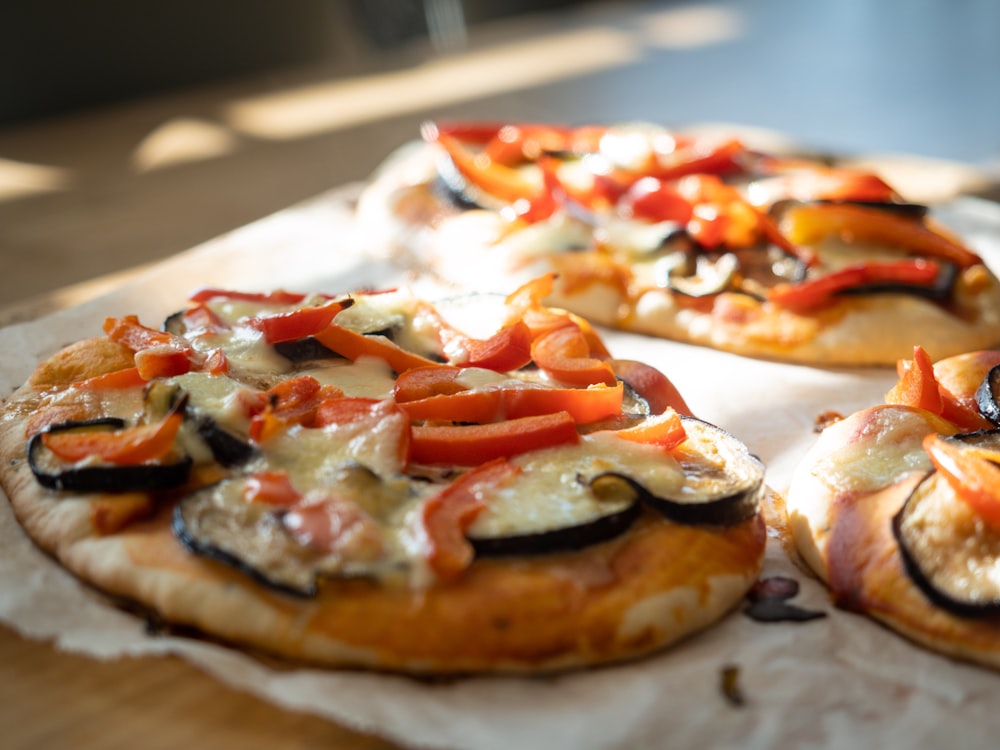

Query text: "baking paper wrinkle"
[2, 189, 1000, 750]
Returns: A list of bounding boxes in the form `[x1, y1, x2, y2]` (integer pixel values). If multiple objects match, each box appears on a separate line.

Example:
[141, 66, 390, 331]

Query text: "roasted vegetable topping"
[31, 280, 767, 594]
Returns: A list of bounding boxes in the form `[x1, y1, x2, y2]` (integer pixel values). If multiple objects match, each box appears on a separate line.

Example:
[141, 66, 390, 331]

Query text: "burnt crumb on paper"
[720, 664, 746, 707]
[744, 576, 827, 623]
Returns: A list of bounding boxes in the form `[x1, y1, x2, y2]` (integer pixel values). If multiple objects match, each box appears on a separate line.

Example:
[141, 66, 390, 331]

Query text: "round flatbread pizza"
[356, 121, 1000, 366]
[787, 346, 1000, 668]
[0, 279, 767, 674]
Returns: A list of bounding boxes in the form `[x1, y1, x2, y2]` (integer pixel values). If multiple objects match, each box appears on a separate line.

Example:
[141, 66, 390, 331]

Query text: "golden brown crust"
[0, 336, 767, 674]
[787, 400, 1000, 669]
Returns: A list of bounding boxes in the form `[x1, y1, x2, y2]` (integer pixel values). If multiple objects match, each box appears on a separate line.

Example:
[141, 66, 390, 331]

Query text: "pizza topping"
[893, 432, 1000, 617]
[29, 418, 193, 492]
[410, 412, 580, 466]
[25, 282, 769, 595]
[779, 202, 982, 270]
[590, 417, 764, 526]
[975, 364, 1000, 426]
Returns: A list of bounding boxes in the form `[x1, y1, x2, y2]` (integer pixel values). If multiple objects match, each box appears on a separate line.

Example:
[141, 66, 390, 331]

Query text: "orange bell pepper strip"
[767, 259, 941, 311]
[483, 123, 574, 165]
[610, 408, 687, 450]
[530, 324, 617, 387]
[394, 366, 467, 402]
[399, 382, 624, 425]
[248, 300, 351, 344]
[42, 410, 183, 465]
[885, 346, 943, 413]
[923, 434, 1000, 533]
[312, 323, 442, 374]
[418, 458, 522, 580]
[781, 203, 982, 269]
[104, 315, 198, 379]
[248, 375, 344, 442]
[433, 132, 545, 206]
[886, 346, 993, 431]
[410, 411, 579, 466]
[72, 367, 147, 391]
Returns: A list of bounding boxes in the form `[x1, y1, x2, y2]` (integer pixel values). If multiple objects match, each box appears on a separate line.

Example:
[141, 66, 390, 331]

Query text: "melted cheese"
[812, 406, 941, 494]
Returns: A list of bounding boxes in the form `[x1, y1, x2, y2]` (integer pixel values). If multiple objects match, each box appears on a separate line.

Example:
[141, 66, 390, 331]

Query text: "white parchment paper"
[3, 190, 1000, 750]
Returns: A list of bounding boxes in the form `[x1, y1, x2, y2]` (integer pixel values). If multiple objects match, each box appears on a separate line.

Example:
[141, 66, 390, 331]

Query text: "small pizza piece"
[357, 121, 1000, 365]
[787, 346, 1000, 668]
[0, 279, 767, 674]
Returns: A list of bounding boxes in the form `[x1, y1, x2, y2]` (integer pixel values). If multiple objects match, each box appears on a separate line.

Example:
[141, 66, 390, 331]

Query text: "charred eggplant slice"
[893, 431, 1000, 617]
[975, 365, 1000, 425]
[28, 418, 192, 493]
[145, 379, 255, 468]
[174, 479, 319, 596]
[593, 417, 764, 526]
[468, 487, 640, 556]
[273, 337, 338, 362]
[174, 466, 420, 596]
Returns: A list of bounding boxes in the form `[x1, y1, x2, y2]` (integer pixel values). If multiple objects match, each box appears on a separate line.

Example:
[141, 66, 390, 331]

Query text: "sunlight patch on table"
[638, 4, 744, 49]
[131, 118, 241, 173]
[0, 159, 73, 202]
[224, 27, 640, 140]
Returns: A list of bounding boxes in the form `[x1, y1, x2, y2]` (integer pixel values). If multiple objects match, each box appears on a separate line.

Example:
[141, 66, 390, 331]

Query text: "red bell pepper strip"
[244, 470, 302, 506]
[312, 323, 442, 374]
[619, 177, 693, 224]
[530, 324, 617, 387]
[749, 168, 896, 205]
[645, 138, 745, 182]
[42, 410, 183, 465]
[422, 120, 504, 145]
[181, 302, 229, 333]
[283, 497, 385, 556]
[611, 408, 687, 450]
[781, 203, 982, 269]
[410, 411, 579, 466]
[248, 300, 351, 344]
[399, 382, 624, 425]
[187, 288, 309, 306]
[460, 319, 534, 371]
[417, 458, 521, 580]
[923, 433, 1000, 533]
[767, 259, 941, 311]
[203, 348, 230, 376]
[609, 359, 692, 416]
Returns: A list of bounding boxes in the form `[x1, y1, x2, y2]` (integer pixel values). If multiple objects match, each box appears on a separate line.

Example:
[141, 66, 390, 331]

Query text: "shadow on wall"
[0, 0, 593, 127]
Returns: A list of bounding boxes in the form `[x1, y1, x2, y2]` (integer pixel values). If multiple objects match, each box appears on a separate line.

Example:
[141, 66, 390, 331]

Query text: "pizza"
[356, 121, 1000, 365]
[0, 277, 768, 674]
[787, 345, 1000, 668]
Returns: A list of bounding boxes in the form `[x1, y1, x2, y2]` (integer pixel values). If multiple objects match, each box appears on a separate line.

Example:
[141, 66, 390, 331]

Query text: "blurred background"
[2, 0, 999, 310]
